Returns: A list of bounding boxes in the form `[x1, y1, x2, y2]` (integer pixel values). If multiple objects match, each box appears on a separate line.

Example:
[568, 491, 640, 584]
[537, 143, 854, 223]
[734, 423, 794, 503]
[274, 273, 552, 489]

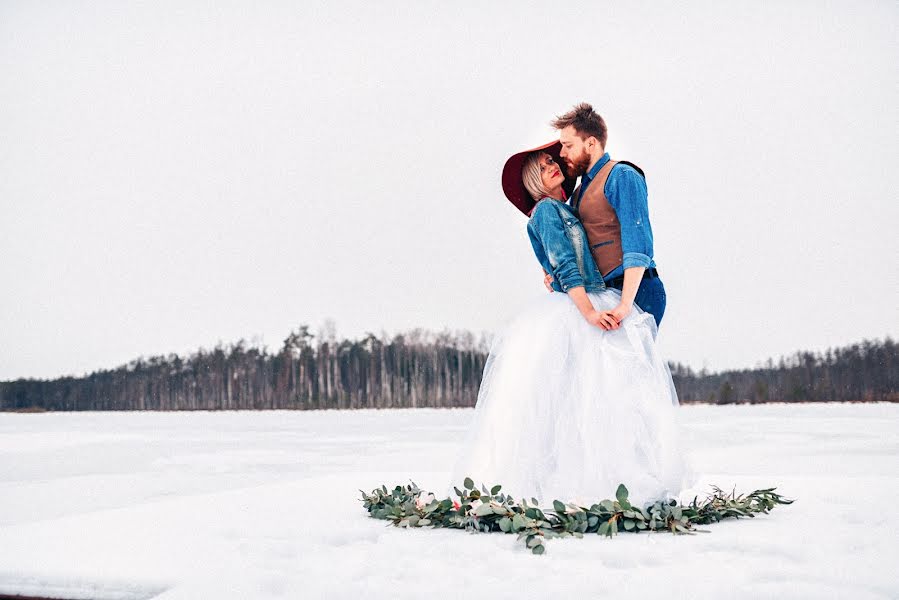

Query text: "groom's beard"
[565, 151, 592, 177]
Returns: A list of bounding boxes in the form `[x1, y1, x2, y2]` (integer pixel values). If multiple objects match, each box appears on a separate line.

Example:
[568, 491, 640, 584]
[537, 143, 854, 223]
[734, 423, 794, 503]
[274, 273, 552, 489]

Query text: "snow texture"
[0, 403, 897, 599]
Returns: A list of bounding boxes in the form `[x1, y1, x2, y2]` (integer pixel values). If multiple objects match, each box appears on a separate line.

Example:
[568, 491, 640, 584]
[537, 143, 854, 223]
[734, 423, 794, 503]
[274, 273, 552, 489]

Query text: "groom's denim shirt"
[527, 198, 607, 293]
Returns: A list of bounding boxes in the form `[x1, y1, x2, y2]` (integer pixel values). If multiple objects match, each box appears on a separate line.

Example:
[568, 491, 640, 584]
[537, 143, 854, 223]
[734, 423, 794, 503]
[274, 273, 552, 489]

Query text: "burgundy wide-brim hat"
[501, 140, 577, 216]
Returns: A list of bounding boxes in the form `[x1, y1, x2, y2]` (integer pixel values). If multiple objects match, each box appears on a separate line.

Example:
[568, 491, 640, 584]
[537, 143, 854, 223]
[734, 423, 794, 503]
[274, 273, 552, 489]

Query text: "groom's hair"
[551, 103, 608, 147]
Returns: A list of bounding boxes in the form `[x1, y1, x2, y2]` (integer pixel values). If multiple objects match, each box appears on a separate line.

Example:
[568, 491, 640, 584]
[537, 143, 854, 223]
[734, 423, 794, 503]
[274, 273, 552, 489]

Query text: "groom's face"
[559, 126, 593, 177]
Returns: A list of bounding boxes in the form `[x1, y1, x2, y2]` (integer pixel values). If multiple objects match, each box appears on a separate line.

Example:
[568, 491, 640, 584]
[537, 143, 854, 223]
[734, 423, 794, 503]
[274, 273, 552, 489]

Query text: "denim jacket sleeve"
[606, 165, 654, 269]
[527, 200, 585, 292]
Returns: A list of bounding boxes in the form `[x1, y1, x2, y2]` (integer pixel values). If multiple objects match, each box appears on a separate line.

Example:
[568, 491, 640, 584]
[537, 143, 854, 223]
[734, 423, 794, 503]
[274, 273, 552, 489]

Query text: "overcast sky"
[1, 1, 897, 380]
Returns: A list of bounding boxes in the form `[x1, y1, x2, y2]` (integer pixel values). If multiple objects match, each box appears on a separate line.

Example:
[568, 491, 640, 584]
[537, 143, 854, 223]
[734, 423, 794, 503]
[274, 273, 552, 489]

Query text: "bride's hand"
[568, 287, 616, 329]
[584, 309, 618, 330]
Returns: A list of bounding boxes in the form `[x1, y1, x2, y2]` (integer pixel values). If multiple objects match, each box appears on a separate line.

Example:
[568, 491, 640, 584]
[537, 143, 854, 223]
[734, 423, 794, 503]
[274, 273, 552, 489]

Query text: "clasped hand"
[543, 272, 631, 330]
[587, 302, 632, 331]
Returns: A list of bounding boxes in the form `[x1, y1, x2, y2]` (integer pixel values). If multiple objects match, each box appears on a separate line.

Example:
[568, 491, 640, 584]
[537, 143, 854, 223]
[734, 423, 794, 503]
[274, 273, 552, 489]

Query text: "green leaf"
[512, 513, 527, 532]
[359, 479, 794, 555]
[491, 484, 502, 495]
[463, 477, 474, 490]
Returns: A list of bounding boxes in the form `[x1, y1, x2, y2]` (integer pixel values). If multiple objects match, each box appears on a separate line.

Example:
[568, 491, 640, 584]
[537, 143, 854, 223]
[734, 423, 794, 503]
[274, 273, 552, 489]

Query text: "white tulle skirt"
[445, 288, 695, 508]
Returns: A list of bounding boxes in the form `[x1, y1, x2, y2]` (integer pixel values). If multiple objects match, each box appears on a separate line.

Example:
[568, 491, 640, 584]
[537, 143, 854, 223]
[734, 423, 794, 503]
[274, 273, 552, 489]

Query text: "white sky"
[1, 1, 897, 380]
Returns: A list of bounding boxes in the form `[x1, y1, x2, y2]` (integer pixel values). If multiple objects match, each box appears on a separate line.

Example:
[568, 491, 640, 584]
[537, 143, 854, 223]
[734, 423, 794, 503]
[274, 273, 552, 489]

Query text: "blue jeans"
[608, 276, 667, 328]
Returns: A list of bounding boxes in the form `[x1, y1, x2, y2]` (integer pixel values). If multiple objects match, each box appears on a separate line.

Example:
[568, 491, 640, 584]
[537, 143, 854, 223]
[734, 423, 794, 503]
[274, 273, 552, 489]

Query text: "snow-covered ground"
[0, 403, 897, 600]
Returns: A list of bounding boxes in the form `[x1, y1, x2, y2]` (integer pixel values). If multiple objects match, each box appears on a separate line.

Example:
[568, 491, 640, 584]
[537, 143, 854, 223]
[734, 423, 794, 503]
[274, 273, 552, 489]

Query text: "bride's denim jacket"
[527, 198, 607, 294]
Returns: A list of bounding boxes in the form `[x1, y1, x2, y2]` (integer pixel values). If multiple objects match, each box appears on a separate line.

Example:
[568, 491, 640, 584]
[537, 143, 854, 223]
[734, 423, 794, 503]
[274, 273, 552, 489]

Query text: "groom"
[547, 102, 667, 331]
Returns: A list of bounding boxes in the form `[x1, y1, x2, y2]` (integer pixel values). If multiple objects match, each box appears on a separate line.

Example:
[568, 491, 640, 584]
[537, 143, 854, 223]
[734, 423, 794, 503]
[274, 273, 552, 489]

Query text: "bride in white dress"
[445, 141, 695, 508]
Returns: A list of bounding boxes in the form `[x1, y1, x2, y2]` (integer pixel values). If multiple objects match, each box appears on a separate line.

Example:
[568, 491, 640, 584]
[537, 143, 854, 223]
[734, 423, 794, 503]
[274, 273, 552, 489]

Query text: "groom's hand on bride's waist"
[544, 272, 554, 292]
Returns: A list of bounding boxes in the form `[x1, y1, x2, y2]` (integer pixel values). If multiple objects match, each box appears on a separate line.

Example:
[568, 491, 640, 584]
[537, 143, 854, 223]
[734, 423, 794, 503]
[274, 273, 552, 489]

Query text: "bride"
[445, 141, 695, 508]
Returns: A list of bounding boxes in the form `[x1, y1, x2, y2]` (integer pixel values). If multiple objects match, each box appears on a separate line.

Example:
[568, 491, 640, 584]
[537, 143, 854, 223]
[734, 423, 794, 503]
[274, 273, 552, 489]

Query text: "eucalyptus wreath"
[360, 477, 794, 555]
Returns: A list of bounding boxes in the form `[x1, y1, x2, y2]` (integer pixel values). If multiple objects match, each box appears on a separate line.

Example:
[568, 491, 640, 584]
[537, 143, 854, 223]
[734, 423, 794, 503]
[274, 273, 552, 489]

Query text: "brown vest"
[573, 160, 625, 277]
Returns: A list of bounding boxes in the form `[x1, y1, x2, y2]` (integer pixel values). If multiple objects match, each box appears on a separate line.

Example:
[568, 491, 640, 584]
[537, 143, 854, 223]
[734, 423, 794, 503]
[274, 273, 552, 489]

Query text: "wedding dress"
[445, 287, 695, 508]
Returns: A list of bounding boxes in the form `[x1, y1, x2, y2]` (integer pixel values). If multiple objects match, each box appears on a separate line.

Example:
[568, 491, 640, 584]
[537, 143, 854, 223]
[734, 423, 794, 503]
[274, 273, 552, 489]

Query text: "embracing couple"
[446, 103, 695, 508]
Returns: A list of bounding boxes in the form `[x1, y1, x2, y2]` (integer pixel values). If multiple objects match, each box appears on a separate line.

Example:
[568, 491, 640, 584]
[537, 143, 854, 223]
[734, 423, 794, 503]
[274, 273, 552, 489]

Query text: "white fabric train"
[446, 287, 696, 508]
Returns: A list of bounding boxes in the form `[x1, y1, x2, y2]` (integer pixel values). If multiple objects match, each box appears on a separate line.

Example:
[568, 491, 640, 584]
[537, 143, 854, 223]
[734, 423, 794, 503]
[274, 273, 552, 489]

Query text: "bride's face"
[538, 153, 564, 189]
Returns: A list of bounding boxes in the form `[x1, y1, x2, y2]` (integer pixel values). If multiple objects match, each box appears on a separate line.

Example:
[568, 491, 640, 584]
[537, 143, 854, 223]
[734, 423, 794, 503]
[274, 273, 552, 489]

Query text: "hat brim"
[501, 140, 577, 216]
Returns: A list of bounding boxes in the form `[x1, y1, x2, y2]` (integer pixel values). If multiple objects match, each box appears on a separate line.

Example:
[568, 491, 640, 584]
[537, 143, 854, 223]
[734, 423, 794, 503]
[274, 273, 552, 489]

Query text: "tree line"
[669, 337, 896, 404]
[0, 328, 895, 411]
[0, 326, 491, 412]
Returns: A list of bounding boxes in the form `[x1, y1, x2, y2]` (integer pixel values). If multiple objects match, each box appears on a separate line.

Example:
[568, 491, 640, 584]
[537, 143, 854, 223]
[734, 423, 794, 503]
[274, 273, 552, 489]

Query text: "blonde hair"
[521, 152, 550, 203]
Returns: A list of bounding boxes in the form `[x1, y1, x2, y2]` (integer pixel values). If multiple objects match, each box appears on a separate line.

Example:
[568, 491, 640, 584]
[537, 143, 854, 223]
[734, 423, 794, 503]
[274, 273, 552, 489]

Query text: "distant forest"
[1, 327, 895, 411]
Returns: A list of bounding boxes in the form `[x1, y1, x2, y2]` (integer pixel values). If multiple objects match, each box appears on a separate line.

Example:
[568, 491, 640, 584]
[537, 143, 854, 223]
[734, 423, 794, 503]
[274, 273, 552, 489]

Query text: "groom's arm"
[601, 165, 654, 324]
[606, 165, 654, 276]
[619, 266, 646, 308]
[597, 266, 644, 330]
